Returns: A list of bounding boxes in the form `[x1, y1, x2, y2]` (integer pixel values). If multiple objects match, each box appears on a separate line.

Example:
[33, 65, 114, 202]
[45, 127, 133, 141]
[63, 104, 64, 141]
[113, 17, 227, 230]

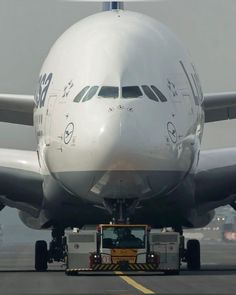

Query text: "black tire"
[35, 240, 48, 271]
[187, 239, 201, 270]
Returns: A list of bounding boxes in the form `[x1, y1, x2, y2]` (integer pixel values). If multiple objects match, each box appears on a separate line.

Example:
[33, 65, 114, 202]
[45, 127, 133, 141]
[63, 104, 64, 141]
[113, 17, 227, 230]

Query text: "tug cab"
[89, 224, 159, 270]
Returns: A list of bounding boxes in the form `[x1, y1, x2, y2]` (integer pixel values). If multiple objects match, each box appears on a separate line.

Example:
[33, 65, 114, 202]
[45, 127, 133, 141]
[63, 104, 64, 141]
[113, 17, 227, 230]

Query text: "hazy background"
[0, 0, 236, 241]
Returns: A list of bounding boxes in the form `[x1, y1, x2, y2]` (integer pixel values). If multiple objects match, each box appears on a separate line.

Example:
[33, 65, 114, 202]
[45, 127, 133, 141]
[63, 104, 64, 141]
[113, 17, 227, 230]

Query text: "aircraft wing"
[0, 149, 43, 217]
[203, 92, 236, 122]
[195, 148, 236, 213]
[0, 94, 34, 125]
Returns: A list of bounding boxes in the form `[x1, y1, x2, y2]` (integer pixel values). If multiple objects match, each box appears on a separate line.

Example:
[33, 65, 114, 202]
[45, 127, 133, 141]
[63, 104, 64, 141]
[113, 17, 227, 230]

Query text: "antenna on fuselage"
[102, 1, 124, 11]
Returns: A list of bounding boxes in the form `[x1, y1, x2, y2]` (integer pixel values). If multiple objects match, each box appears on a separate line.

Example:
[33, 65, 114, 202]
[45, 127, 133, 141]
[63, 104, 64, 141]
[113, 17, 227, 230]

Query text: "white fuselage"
[34, 10, 204, 209]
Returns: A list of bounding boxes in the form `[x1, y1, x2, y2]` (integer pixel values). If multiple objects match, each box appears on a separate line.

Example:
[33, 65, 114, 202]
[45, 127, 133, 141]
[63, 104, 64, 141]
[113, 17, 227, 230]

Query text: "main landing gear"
[35, 240, 48, 271]
[35, 228, 66, 271]
[176, 227, 201, 271]
[186, 239, 201, 270]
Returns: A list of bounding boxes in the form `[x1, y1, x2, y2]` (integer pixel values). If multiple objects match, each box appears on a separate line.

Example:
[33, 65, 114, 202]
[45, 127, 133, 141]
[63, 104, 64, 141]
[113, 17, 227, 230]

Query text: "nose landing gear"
[103, 198, 139, 223]
[35, 228, 66, 271]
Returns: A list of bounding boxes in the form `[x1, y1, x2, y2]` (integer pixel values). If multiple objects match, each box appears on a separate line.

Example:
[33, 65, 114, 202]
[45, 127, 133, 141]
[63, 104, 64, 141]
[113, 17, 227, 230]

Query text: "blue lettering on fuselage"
[35, 73, 53, 108]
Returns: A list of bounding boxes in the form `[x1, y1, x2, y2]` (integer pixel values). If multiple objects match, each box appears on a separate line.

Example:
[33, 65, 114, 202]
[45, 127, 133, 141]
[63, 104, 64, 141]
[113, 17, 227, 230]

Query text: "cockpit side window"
[151, 85, 168, 102]
[122, 86, 143, 99]
[141, 85, 159, 102]
[82, 86, 99, 102]
[73, 86, 90, 103]
[98, 86, 119, 98]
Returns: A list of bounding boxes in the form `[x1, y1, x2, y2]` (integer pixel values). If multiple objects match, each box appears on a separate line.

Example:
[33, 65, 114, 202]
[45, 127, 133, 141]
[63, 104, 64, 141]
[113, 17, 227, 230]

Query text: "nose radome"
[86, 113, 142, 171]
[79, 105, 163, 172]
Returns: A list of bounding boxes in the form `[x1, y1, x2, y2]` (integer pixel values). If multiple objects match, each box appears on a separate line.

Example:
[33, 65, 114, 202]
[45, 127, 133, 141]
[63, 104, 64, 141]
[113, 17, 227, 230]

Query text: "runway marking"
[115, 271, 155, 294]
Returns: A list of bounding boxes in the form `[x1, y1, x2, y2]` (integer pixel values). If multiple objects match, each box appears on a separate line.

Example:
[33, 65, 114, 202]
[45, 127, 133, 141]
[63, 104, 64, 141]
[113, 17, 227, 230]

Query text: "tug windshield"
[102, 226, 146, 249]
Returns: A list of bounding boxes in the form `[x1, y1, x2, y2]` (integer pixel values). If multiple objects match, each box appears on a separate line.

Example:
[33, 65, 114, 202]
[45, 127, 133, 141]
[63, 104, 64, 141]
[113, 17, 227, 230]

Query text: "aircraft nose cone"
[83, 103, 156, 172]
[73, 99, 171, 173]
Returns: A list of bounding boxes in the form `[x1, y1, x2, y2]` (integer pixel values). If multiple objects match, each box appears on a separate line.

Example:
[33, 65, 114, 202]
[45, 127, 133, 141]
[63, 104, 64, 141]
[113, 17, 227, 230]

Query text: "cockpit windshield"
[73, 86, 90, 103]
[151, 85, 168, 102]
[102, 226, 145, 249]
[122, 86, 143, 98]
[82, 86, 99, 102]
[73, 85, 167, 103]
[141, 85, 159, 102]
[98, 86, 119, 98]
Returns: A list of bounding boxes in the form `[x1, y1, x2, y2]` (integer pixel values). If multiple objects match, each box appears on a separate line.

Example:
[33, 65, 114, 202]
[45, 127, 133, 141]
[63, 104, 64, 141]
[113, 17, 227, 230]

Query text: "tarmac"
[0, 241, 236, 294]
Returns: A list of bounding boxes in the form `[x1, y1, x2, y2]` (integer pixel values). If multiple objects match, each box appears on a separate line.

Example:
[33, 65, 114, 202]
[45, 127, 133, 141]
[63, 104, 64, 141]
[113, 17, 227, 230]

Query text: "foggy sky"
[0, 0, 236, 227]
[1, 0, 236, 151]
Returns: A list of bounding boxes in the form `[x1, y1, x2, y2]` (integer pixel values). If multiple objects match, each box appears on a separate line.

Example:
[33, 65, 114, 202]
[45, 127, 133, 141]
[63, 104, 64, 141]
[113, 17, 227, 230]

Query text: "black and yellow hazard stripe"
[65, 263, 159, 275]
[92, 264, 120, 271]
[126, 264, 158, 271]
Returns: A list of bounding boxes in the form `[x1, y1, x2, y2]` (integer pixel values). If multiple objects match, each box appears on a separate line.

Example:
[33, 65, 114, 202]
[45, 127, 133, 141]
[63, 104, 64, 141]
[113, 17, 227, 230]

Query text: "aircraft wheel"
[35, 240, 48, 271]
[187, 239, 201, 270]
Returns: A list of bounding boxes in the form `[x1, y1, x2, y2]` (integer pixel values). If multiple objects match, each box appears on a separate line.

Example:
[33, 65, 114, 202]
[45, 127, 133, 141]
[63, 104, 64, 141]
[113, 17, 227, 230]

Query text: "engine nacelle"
[18, 210, 51, 230]
[187, 210, 215, 228]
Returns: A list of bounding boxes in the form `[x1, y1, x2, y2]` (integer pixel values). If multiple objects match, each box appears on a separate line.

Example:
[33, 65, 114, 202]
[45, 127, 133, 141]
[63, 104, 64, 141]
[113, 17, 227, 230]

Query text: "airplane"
[0, 0, 236, 271]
